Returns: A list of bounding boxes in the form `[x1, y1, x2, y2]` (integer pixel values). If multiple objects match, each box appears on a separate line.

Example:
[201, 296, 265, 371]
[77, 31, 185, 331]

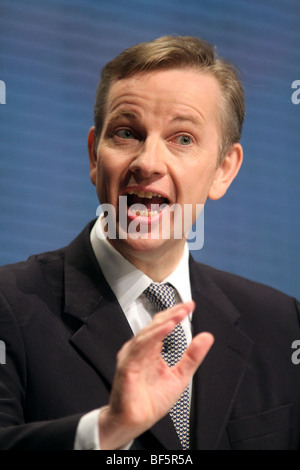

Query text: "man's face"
[88, 68, 242, 264]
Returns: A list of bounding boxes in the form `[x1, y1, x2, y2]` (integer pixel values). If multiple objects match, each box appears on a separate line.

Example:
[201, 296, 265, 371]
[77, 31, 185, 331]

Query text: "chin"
[113, 234, 184, 259]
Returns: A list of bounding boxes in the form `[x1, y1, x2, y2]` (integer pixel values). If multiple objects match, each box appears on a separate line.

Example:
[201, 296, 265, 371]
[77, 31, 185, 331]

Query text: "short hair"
[93, 35, 245, 163]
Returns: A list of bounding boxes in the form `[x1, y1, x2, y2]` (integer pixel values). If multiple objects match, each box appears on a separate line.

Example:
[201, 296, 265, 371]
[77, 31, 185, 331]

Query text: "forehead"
[104, 68, 222, 125]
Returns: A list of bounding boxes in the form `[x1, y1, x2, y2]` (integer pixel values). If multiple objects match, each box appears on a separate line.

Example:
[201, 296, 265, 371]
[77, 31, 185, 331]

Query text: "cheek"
[176, 161, 218, 204]
[95, 150, 123, 200]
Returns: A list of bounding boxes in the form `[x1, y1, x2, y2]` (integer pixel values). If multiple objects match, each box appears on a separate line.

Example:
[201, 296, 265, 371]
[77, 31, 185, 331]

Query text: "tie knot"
[144, 283, 176, 311]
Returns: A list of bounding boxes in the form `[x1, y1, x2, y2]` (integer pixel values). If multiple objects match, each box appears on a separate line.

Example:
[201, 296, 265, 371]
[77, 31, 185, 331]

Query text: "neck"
[108, 239, 186, 282]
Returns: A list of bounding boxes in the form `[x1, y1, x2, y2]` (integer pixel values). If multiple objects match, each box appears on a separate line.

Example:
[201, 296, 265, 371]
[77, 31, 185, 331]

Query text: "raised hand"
[98, 301, 214, 449]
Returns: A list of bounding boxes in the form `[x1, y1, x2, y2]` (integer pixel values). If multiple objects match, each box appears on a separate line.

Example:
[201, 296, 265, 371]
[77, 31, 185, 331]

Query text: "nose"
[128, 136, 168, 180]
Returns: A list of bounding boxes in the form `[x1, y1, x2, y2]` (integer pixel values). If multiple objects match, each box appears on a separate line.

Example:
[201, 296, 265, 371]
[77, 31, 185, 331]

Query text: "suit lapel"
[69, 298, 133, 385]
[189, 257, 254, 449]
[63, 222, 182, 449]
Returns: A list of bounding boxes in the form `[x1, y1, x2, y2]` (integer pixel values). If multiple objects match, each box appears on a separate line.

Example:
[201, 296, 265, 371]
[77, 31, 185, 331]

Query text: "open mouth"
[125, 189, 170, 218]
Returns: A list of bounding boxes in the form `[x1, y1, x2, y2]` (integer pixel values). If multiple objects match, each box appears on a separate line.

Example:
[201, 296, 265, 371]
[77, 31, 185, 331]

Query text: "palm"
[116, 346, 188, 425]
[108, 302, 214, 433]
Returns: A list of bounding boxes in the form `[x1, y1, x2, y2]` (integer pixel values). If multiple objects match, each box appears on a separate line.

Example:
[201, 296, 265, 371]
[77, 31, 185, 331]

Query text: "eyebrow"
[170, 114, 204, 127]
[105, 110, 140, 128]
[104, 110, 204, 129]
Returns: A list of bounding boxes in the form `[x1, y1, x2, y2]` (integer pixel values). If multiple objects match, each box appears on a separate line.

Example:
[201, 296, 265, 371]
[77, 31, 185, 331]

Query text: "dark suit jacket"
[0, 220, 300, 450]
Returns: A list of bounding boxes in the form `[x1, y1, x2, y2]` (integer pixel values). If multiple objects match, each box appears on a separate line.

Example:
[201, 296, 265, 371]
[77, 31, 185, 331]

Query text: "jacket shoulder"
[0, 248, 66, 290]
[0, 249, 67, 327]
[192, 260, 300, 327]
[194, 260, 297, 301]
[0, 220, 95, 295]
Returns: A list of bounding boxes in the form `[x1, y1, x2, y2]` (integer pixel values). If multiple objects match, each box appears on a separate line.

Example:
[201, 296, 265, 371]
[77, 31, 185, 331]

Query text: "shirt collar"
[90, 216, 192, 312]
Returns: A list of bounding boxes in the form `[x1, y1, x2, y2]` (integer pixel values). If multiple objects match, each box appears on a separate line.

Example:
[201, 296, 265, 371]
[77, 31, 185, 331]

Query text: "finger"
[118, 321, 169, 360]
[152, 301, 195, 325]
[175, 332, 214, 379]
[138, 301, 195, 343]
[119, 313, 188, 363]
[142, 301, 195, 338]
[118, 302, 196, 365]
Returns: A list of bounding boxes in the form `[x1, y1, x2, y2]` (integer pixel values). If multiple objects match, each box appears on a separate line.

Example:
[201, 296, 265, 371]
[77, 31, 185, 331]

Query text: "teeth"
[127, 190, 163, 199]
[126, 189, 167, 217]
[131, 209, 159, 217]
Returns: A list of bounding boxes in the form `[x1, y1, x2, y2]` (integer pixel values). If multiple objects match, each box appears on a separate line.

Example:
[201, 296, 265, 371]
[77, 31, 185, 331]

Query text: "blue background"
[0, 0, 299, 298]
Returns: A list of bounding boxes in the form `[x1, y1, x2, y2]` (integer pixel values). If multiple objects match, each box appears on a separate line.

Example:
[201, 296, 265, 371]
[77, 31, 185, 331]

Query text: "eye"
[115, 129, 136, 140]
[179, 135, 192, 145]
[172, 135, 193, 146]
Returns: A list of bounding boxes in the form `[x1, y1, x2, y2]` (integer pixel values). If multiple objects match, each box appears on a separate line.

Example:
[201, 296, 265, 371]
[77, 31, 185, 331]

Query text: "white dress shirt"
[74, 216, 193, 450]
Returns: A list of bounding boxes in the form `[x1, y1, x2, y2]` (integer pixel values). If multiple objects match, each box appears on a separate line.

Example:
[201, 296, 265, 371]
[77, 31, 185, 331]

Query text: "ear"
[87, 126, 97, 186]
[208, 143, 243, 200]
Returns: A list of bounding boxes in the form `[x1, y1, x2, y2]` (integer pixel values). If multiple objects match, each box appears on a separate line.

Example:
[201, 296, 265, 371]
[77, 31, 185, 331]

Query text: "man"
[0, 36, 299, 450]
